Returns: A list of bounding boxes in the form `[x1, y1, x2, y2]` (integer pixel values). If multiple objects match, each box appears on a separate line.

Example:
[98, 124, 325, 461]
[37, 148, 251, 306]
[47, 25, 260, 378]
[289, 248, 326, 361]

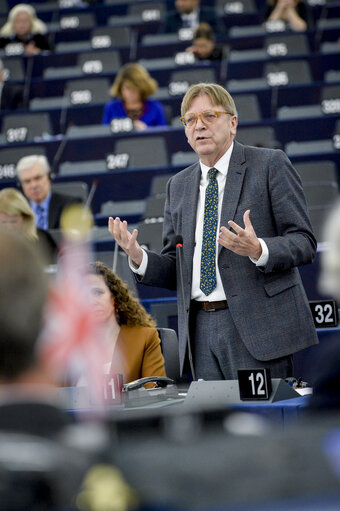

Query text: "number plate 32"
[309, 300, 338, 328]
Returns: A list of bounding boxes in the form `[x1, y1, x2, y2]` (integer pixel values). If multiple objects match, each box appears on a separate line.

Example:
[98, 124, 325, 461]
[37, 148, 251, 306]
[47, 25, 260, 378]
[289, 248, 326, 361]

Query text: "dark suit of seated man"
[16, 155, 81, 230]
[162, 0, 225, 36]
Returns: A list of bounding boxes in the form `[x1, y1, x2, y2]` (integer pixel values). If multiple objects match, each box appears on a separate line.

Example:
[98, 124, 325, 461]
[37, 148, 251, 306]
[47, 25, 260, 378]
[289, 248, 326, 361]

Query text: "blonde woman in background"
[0, 4, 52, 54]
[0, 188, 57, 263]
[102, 63, 168, 131]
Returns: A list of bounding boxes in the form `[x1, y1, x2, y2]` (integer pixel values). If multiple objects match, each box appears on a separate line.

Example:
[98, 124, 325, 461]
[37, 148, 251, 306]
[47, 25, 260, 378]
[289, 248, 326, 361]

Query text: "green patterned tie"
[200, 167, 218, 295]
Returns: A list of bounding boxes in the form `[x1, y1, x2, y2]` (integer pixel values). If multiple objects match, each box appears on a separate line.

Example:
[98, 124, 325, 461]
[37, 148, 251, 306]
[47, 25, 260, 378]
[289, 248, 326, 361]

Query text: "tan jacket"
[115, 325, 166, 384]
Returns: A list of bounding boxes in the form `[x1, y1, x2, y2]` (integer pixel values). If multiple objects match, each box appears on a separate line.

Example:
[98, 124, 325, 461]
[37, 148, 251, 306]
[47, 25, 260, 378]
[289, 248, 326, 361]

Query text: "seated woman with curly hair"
[85, 261, 166, 384]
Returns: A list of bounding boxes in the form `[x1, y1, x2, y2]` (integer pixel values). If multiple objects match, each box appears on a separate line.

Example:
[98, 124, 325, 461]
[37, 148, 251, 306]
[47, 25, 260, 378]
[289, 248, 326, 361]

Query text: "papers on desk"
[294, 387, 313, 396]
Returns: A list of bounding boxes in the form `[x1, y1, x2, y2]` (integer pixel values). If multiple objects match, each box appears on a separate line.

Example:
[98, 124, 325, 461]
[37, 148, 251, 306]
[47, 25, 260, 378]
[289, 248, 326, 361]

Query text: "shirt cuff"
[249, 238, 269, 267]
[129, 249, 148, 276]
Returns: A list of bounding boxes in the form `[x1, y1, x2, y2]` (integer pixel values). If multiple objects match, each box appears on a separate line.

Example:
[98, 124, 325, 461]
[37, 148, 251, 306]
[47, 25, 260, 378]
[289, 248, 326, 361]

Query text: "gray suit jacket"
[140, 141, 319, 373]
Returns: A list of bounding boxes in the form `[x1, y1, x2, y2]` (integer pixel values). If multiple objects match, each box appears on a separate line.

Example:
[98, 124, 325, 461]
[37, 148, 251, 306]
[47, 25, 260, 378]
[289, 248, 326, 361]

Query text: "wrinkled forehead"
[14, 11, 31, 22]
[20, 161, 47, 179]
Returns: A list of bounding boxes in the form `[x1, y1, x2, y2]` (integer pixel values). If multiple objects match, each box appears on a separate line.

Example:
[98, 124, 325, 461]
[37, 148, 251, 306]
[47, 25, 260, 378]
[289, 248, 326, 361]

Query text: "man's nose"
[195, 116, 205, 128]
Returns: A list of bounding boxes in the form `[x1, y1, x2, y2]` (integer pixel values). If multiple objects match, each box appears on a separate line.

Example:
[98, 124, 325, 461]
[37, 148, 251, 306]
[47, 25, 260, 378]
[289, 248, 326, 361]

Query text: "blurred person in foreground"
[102, 63, 168, 131]
[0, 227, 139, 511]
[0, 187, 57, 264]
[0, 227, 72, 437]
[186, 23, 224, 61]
[16, 155, 81, 230]
[307, 201, 340, 412]
[109, 82, 318, 381]
[0, 3, 52, 55]
[265, 0, 307, 31]
[0, 58, 23, 110]
[84, 262, 166, 384]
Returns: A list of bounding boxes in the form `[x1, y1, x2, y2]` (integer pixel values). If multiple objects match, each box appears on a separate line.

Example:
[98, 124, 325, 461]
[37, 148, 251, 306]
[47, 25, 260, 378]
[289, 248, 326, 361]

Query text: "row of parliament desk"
[62, 382, 340, 511]
[63, 380, 312, 430]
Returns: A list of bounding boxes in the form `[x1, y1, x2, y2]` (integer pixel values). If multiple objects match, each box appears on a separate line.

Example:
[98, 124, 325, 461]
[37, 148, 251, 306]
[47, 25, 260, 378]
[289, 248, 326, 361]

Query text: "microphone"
[175, 235, 196, 381]
[219, 44, 230, 84]
[85, 179, 98, 210]
[52, 135, 68, 175]
[59, 95, 69, 135]
[315, 2, 329, 51]
[22, 55, 34, 109]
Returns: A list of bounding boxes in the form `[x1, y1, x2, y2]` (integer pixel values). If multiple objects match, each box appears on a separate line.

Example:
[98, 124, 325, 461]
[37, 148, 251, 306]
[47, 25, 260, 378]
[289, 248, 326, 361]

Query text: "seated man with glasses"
[16, 155, 81, 230]
[109, 82, 318, 382]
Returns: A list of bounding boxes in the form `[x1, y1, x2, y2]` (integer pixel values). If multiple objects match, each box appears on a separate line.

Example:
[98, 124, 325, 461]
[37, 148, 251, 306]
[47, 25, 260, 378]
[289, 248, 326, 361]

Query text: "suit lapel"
[218, 141, 247, 255]
[48, 193, 56, 229]
[181, 163, 200, 285]
[219, 142, 246, 243]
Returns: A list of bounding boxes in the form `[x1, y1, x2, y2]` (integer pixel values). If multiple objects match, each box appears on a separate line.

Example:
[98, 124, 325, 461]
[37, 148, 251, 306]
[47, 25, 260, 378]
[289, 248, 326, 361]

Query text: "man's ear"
[230, 115, 238, 137]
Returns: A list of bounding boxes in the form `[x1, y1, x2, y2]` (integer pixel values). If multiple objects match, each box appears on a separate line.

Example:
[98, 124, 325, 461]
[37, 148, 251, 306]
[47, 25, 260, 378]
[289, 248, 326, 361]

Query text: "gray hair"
[0, 3, 47, 37]
[181, 83, 237, 117]
[16, 155, 50, 180]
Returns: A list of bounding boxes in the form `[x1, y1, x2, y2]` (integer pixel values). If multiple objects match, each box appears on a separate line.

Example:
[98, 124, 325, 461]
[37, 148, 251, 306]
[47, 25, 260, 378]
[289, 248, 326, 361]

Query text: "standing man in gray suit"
[108, 83, 318, 380]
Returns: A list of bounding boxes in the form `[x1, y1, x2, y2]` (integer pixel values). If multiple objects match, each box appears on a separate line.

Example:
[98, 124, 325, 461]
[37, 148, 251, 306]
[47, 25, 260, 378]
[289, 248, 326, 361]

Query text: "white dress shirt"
[181, 10, 199, 30]
[131, 143, 269, 300]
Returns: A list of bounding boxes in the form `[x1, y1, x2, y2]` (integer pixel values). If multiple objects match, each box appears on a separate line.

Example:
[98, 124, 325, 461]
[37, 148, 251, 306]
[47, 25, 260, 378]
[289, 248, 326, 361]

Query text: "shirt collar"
[200, 141, 234, 181]
[30, 192, 51, 213]
[182, 8, 199, 21]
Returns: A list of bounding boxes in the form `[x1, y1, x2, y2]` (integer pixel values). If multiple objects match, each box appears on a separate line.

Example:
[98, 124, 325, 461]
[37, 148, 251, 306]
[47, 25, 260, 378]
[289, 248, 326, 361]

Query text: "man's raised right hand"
[108, 216, 143, 268]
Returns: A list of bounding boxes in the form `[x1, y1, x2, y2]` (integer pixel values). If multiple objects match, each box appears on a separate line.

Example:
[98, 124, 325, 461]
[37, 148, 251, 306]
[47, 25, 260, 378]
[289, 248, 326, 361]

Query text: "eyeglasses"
[180, 110, 232, 128]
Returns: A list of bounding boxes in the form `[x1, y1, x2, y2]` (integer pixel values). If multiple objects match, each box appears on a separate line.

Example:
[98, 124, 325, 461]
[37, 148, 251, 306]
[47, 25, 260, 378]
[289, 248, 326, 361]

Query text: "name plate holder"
[184, 374, 300, 406]
[175, 52, 195, 66]
[70, 89, 92, 105]
[321, 98, 340, 115]
[266, 71, 289, 87]
[5, 42, 24, 56]
[91, 35, 111, 49]
[0, 163, 16, 179]
[106, 153, 130, 170]
[168, 80, 190, 96]
[309, 299, 338, 328]
[238, 368, 272, 400]
[6, 127, 28, 143]
[142, 9, 161, 22]
[333, 134, 340, 150]
[110, 118, 133, 134]
[56, 373, 123, 410]
[224, 2, 244, 14]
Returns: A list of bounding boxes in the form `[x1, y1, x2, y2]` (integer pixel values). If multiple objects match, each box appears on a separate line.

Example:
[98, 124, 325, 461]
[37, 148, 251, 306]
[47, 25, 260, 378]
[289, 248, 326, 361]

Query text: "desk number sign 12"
[237, 368, 272, 401]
